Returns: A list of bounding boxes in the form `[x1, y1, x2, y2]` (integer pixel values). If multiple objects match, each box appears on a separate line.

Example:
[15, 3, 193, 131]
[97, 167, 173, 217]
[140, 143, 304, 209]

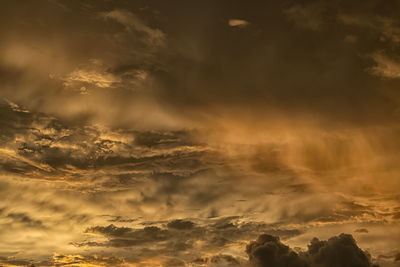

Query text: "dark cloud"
[85, 224, 133, 237]
[84, 224, 173, 247]
[246, 233, 377, 267]
[167, 219, 195, 230]
[0, 257, 37, 267]
[307, 234, 375, 267]
[246, 234, 309, 267]
[192, 254, 241, 267]
[163, 257, 186, 267]
[107, 216, 136, 223]
[4, 212, 44, 228]
[395, 252, 400, 261]
[80, 218, 300, 252]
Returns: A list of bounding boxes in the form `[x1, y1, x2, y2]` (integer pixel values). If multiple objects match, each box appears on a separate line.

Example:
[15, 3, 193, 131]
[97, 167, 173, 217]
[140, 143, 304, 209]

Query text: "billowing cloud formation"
[246, 234, 308, 267]
[247, 234, 376, 267]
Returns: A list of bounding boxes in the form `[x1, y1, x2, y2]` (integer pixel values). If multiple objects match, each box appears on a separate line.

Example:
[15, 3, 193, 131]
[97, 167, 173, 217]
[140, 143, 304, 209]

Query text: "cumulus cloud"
[246, 233, 377, 267]
[246, 234, 308, 267]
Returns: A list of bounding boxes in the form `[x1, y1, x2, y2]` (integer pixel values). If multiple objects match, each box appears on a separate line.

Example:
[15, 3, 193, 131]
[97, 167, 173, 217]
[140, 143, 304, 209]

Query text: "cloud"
[369, 52, 400, 79]
[338, 14, 400, 44]
[246, 234, 308, 267]
[0, 100, 209, 182]
[64, 68, 120, 88]
[84, 224, 172, 247]
[355, 228, 369, 234]
[5, 212, 44, 228]
[102, 9, 165, 47]
[167, 219, 195, 230]
[308, 234, 376, 267]
[79, 218, 300, 251]
[51, 253, 125, 266]
[228, 19, 249, 27]
[163, 257, 187, 267]
[246, 233, 377, 267]
[192, 254, 242, 267]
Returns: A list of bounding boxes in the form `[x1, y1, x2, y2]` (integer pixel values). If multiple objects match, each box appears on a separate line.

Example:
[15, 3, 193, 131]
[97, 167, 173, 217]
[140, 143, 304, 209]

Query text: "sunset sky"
[1, 1, 400, 266]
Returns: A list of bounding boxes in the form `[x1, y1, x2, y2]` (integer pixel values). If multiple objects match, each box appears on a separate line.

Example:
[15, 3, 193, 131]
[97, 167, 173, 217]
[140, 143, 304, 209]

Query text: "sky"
[1, 0, 400, 266]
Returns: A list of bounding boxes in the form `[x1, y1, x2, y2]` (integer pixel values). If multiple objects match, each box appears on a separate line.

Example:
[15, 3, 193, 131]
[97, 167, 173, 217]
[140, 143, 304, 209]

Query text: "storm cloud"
[246, 233, 377, 267]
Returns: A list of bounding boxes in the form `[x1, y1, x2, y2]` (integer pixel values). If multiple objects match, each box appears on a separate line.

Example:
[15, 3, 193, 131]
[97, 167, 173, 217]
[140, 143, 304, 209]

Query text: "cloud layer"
[1, 0, 400, 266]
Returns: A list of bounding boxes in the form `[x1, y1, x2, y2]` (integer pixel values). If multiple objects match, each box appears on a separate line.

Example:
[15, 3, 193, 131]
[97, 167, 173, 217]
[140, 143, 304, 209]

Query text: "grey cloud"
[192, 254, 241, 267]
[306, 234, 375, 267]
[4, 212, 44, 229]
[355, 228, 369, 234]
[80, 218, 303, 255]
[85, 224, 133, 237]
[0, 256, 38, 267]
[163, 258, 187, 267]
[107, 216, 136, 223]
[246, 233, 377, 267]
[0, 100, 210, 184]
[246, 234, 308, 267]
[167, 219, 195, 230]
[85, 224, 171, 247]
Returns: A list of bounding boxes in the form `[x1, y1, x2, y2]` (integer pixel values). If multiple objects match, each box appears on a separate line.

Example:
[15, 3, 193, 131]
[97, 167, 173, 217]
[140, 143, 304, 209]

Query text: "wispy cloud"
[102, 9, 165, 47]
[228, 19, 250, 28]
[369, 52, 400, 79]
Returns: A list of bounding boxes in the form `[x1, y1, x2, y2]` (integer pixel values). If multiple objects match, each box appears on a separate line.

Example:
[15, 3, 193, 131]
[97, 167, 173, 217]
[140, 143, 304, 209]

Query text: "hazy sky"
[1, 1, 400, 266]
